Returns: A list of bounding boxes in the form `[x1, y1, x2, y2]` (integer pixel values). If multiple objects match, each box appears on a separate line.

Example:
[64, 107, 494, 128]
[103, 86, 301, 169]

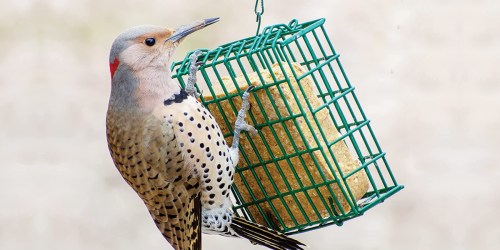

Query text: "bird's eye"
[145, 38, 156, 46]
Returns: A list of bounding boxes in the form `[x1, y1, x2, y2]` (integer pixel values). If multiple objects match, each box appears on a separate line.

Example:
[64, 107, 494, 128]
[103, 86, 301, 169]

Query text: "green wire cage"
[171, 18, 403, 234]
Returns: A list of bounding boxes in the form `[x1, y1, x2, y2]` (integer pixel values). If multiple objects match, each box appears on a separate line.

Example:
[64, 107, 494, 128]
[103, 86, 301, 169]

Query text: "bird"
[106, 18, 305, 250]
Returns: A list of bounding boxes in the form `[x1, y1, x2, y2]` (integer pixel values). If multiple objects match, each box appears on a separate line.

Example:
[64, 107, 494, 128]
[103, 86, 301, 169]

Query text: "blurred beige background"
[1, 0, 499, 249]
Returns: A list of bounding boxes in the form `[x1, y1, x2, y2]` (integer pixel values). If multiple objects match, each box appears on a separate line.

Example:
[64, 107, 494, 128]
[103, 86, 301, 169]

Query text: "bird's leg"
[231, 86, 258, 150]
[185, 50, 203, 98]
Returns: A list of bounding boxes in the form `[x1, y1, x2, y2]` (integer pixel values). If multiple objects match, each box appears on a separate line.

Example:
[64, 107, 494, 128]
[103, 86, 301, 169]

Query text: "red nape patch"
[110, 58, 120, 79]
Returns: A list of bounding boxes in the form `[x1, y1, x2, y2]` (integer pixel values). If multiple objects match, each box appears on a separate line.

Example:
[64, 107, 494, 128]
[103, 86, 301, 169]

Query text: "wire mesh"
[171, 19, 403, 234]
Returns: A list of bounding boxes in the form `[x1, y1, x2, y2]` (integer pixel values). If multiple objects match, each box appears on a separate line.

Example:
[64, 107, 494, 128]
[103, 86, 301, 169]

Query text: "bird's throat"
[133, 67, 181, 110]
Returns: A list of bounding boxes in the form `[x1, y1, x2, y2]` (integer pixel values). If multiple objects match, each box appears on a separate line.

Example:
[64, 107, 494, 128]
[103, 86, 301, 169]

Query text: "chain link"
[254, 0, 264, 35]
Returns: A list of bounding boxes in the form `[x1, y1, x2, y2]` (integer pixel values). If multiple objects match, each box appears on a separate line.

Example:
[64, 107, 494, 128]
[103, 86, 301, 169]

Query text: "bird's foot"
[186, 50, 204, 98]
[231, 86, 257, 149]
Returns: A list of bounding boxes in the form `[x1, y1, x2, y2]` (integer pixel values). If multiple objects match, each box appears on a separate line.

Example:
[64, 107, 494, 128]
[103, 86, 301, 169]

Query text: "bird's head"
[109, 17, 219, 79]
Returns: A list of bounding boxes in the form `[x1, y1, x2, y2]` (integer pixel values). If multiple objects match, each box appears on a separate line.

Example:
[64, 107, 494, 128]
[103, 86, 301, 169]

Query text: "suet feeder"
[171, 18, 403, 234]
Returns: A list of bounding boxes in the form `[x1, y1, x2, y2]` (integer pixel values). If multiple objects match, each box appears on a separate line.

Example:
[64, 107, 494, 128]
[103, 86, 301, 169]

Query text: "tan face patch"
[134, 29, 175, 46]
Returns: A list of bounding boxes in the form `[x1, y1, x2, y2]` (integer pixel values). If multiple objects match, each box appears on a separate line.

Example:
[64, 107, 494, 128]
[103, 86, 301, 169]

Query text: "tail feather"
[231, 217, 305, 250]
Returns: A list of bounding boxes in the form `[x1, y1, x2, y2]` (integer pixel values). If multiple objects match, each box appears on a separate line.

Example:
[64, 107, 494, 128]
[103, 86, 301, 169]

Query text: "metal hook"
[254, 0, 265, 35]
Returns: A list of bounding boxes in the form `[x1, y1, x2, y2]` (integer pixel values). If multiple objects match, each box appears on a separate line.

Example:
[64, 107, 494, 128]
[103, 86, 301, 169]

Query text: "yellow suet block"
[203, 63, 369, 229]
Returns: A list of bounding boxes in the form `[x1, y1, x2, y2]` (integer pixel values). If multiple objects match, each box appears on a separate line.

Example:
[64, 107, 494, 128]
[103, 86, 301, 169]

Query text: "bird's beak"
[165, 17, 220, 43]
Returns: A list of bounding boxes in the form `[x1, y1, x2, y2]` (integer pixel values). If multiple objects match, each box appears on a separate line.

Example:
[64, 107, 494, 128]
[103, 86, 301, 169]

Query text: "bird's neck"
[139, 66, 178, 92]
[109, 65, 181, 114]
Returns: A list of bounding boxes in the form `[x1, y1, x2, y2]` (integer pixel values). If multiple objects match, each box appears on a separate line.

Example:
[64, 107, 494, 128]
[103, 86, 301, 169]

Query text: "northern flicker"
[106, 18, 305, 250]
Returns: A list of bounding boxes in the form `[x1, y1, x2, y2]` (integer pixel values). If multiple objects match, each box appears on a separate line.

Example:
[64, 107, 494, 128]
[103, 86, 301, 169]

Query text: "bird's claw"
[235, 120, 258, 136]
[237, 86, 257, 135]
[231, 86, 258, 149]
[190, 49, 203, 58]
[241, 86, 255, 110]
[186, 49, 204, 98]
